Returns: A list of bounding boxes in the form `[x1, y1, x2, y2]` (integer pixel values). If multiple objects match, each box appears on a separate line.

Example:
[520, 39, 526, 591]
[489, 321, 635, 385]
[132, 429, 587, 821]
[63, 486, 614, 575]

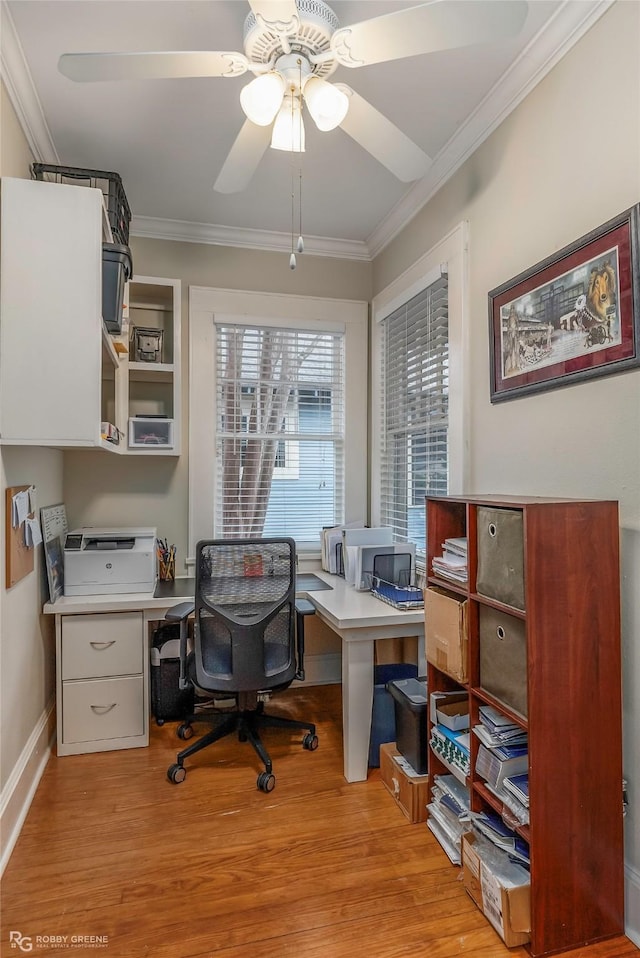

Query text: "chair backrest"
[192, 538, 297, 694]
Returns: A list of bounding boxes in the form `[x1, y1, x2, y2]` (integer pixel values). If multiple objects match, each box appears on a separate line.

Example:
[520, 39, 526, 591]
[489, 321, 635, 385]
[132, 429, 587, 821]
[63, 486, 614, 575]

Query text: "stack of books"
[431, 536, 468, 584]
[427, 773, 470, 865]
[430, 723, 470, 784]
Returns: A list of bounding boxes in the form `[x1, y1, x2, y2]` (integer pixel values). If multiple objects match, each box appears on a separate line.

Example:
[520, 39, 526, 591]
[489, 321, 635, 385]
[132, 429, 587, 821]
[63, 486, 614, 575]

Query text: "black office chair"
[165, 537, 318, 792]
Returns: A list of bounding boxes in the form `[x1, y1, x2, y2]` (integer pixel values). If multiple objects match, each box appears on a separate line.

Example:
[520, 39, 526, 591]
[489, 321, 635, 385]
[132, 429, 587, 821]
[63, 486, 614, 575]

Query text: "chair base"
[167, 703, 318, 790]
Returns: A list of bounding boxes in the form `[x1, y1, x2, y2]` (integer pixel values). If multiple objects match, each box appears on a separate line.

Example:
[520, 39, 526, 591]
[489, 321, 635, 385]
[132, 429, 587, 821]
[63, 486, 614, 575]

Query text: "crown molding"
[2, 0, 614, 261]
[0, 1, 58, 163]
[366, 0, 615, 258]
[130, 215, 371, 260]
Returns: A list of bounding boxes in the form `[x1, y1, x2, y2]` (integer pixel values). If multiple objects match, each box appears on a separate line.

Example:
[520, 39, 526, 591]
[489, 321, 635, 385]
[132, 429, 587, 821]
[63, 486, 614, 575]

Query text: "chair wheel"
[156, 718, 165, 726]
[303, 733, 319, 751]
[177, 723, 193, 740]
[257, 771, 275, 792]
[167, 763, 186, 784]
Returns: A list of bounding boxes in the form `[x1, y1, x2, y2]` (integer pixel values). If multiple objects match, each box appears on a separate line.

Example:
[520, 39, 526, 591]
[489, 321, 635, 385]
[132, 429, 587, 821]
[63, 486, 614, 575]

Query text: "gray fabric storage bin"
[479, 606, 527, 717]
[476, 507, 525, 611]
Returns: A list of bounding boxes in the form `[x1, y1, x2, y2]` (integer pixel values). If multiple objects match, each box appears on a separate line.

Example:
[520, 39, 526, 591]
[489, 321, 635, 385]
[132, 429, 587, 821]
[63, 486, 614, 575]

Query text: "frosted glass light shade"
[303, 77, 349, 131]
[240, 72, 285, 126]
[271, 96, 305, 152]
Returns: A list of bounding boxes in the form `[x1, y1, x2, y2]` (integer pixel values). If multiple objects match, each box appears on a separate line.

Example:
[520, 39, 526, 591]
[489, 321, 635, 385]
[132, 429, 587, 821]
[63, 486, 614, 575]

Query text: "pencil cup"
[159, 555, 175, 581]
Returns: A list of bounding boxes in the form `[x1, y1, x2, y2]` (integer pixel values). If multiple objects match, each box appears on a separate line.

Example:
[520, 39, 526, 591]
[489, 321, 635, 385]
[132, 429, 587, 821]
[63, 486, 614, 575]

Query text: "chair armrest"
[165, 601, 195, 622]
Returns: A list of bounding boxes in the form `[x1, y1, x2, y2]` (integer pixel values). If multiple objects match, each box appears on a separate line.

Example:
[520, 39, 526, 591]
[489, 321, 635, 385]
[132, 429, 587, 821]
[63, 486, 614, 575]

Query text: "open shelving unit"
[425, 494, 625, 957]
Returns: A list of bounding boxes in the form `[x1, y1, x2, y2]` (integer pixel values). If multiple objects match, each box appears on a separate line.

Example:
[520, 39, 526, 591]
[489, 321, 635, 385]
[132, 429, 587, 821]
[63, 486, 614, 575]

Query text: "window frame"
[370, 222, 470, 565]
[188, 287, 368, 565]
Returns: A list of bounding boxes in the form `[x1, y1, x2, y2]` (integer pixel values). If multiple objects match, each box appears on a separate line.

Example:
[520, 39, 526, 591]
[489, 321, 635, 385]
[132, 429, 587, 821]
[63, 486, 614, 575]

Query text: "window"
[379, 272, 449, 553]
[371, 223, 468, 564]
[189, 288, 368, 559]
[215, 324, 344, 539]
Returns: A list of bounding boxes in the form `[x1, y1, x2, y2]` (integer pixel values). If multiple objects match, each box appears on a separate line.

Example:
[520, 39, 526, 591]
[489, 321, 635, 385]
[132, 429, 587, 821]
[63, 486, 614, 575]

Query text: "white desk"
[44, 573, 425, 778]
[303, 571, 425, 783]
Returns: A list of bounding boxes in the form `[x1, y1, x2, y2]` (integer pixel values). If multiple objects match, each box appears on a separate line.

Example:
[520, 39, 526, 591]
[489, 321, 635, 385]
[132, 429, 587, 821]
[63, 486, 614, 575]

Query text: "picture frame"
[488, 204, 640, 402]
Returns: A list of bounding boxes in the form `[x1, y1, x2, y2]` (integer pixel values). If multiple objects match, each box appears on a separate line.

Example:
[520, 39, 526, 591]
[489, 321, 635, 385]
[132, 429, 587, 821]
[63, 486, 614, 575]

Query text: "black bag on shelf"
[150, 623, 194, 724]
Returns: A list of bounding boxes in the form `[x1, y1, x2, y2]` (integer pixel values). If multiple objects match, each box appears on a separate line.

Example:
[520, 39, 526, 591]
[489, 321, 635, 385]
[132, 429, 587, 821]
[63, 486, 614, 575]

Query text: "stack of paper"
[427, 773, 471, 865]
[468, 810, 530, 868]
[476, 705, 528, 748]
[503, 773, 529, 808]
[320, 521, 365, 575]
[432, 537, 468, 584]
[475, 743, 528, 791]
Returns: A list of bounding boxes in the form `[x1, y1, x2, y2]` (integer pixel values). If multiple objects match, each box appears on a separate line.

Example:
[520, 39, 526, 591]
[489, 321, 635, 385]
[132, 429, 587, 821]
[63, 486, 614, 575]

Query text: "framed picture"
[488, 204, 640, 402]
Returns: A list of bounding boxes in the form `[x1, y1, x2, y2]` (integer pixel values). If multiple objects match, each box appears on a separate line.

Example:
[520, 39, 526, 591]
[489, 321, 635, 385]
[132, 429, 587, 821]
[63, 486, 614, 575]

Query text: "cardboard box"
[379, 742, 429, 823]
[436, 699, 470, 731]
[462, 833, 530, 948]
[425, 587, 468, 683]
[429, 690, 467, 725]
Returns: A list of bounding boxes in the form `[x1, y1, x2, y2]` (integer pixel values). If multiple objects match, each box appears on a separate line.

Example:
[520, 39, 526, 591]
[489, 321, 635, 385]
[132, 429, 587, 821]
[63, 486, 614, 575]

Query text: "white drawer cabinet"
[57, 611, 148, 755]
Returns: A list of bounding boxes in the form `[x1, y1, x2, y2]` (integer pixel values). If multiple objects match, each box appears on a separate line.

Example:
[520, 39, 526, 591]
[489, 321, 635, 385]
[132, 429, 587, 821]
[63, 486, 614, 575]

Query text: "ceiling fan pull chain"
[297, 57, 304, 256]
[290, 118, 297, 270]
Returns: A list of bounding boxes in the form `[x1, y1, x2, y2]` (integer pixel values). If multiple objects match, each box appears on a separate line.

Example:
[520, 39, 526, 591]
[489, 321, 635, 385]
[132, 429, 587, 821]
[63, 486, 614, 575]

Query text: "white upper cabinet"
[0, 176, 119, 450]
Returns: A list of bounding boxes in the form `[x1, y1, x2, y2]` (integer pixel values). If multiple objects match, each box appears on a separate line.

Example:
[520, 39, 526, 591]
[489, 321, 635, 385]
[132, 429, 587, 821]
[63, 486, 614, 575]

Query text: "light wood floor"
[1, 685, 637, 958]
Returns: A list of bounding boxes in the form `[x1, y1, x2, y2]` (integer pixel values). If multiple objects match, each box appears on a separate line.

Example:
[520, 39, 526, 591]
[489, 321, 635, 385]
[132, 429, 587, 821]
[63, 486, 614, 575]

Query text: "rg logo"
[9, 931, 33, 952]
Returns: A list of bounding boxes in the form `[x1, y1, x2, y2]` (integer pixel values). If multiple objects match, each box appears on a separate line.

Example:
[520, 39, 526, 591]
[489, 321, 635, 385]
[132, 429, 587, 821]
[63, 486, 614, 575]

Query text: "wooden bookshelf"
[426, 494, 624, 957]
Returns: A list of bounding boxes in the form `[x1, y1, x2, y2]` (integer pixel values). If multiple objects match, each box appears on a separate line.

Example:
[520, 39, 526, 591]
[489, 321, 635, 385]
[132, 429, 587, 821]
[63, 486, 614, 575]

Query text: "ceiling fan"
[58, 0, 529, 194]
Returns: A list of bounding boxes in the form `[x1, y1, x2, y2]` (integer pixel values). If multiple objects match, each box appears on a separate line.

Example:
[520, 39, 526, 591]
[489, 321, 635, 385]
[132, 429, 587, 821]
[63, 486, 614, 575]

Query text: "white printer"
[63, 527, 157, 596]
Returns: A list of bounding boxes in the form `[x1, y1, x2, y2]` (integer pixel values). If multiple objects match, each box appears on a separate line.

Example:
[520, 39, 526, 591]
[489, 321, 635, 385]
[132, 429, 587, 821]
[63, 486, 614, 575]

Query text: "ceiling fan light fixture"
[240, 72, 285, 126]
[271, 95, 305, 152]
[303, 76, 349, 131]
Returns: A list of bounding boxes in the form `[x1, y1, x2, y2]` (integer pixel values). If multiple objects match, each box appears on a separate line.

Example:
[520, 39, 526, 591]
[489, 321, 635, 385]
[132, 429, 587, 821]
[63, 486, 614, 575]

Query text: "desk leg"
[341, 639, 374, 783]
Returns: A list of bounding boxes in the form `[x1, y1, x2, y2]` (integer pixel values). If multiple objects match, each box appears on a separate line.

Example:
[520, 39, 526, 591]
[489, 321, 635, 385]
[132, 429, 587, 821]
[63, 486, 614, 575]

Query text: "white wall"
[373, 0, 640, 941]
[0, 83, 64, 868]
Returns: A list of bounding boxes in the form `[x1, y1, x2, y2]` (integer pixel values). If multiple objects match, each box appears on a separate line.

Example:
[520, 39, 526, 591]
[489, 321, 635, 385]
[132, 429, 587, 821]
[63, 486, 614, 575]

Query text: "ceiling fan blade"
[336, 86, 431, 183]
[331, 0, 528, 68]
[214, 120, 273, 193]
[248, 0, 299, 32]
[58, 51, 249, 82]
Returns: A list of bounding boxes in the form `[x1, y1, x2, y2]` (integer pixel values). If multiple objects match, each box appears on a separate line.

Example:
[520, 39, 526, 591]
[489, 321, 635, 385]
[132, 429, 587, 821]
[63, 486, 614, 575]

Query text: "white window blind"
[214, 322, 345, 541]
[379, 268, 449, 557]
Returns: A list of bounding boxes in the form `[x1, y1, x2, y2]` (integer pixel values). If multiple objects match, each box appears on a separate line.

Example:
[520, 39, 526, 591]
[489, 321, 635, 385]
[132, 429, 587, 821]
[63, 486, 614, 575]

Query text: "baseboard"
[297, 653, 341, 686]
[626, 860, 640, 947]
[0, 700, 56, 876]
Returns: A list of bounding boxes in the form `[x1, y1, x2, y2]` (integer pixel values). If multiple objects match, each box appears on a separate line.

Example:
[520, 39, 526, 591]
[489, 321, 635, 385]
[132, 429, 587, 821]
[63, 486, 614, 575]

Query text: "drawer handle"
[90, 703, 117, 715]
[391, 776, 400, 797]
[90, 641, 116, 650]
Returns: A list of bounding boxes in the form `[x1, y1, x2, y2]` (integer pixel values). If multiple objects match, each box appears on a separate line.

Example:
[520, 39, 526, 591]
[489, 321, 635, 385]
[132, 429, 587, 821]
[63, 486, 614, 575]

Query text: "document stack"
[431, 536, 468, 584]
[503, 773, 529, 809]
[473, 705, 529, 827]
[468, 809, 530, 869]
[429, 723, 470, 784]
[427, 773, 470, 865]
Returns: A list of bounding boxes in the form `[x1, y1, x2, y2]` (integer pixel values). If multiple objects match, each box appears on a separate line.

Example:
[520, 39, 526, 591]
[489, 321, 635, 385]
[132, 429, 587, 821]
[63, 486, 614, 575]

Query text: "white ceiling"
[2, 0, 610, 258]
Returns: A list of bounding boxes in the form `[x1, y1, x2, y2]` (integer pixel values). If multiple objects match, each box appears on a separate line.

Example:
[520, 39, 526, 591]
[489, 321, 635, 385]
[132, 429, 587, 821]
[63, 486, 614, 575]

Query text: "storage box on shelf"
[31, 163, 132, 246]
[425, 494, 624, 957]
[124, 276, 181, 455]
